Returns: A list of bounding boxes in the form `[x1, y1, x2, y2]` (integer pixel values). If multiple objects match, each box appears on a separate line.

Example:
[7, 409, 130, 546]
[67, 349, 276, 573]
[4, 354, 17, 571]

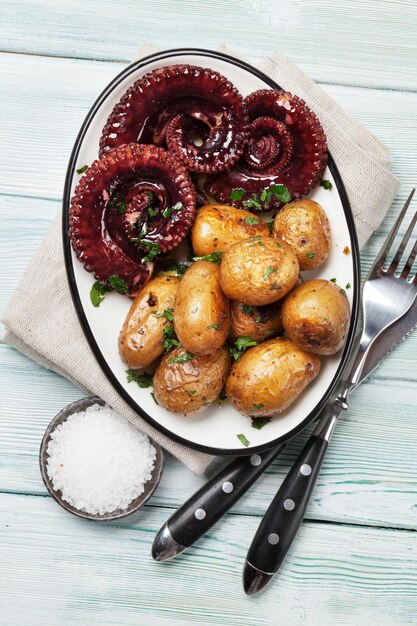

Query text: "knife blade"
[356, 299, 417, 384]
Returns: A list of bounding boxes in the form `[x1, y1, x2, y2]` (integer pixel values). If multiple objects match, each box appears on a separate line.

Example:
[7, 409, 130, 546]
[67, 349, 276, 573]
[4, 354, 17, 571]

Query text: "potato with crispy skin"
[220, 237, 299, 305]
[226, 338, 321, 417]
[230, 301, 283, 342]
[273, 199, 331, 271]
[153, 346, 231, 415]
[119, 276, 180, 369]
[191, 204, 269, 256]
[174, 261, 230, 355]
[282, 279, 350, 355]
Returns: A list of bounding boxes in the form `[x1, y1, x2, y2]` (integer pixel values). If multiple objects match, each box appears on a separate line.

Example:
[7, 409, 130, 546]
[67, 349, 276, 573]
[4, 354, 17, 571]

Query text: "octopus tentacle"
[205, 89, 328, 209]
[69, 143, 196, 297]
[244, 116, 293, 173]
[99, 64, 249, 174]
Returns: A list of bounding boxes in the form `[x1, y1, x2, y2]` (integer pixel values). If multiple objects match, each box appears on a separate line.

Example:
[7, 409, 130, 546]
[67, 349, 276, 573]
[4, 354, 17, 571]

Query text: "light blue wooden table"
[1, 2, 416, 624]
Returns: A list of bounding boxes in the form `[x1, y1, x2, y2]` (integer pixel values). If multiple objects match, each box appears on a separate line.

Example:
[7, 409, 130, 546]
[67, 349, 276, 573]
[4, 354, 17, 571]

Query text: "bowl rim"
[62, 47, 361, 456]
[39, 396, 165, 521]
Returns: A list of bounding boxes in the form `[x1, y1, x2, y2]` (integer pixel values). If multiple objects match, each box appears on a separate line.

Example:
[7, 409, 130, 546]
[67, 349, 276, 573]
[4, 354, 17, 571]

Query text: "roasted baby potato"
[230, 300, 283, 342]
[226, 338, 321, 417]
[119, 276, 180, 369]
[174, 261, 230, 355]
[282, 279, 350, 355]
[191, 204, 269, 256]
[153, 346, 231, 415]
[273, 199, 331, 271]
[220, 237, 299, 305]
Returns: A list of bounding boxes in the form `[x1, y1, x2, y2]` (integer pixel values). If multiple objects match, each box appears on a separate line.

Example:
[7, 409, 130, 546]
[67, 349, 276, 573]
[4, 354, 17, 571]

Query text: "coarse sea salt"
[46, 404, 156, 515]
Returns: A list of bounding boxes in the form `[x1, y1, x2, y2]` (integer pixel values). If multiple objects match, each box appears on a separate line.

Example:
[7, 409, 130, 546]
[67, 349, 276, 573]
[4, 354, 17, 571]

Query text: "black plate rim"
[62, 47, 361, 456]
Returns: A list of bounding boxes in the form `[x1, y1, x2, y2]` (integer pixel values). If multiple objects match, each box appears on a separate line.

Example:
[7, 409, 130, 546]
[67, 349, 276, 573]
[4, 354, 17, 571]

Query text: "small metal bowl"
[39, 395, 165, 521]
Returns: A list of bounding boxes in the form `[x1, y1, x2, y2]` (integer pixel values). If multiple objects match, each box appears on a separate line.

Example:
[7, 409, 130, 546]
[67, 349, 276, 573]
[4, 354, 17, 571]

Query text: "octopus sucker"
[69, 143, 196, 297]
[99, 64, 249, 174]
[204, 89, 328, 209]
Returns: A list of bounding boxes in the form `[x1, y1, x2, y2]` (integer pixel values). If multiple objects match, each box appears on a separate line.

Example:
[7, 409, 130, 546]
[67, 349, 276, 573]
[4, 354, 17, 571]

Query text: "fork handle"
[243, 402, 344, 595]
[244, 435, 328, 590]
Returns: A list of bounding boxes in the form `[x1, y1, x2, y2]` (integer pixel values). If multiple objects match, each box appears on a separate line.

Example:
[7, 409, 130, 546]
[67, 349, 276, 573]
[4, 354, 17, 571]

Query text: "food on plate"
[204, 89, 328, 208]
[282, 279, 350, 355]
[220, 236, 299, 305]
[69, 144, 196, 297]
[174, 261, 230, 354]
[273, 199, 331, 270]
[225, 338, 321, 417]
[191, 204, 269, 256]
[153, 346, 230, 415]
[119, 275, 180, 369]
[69, 60, 355, 433]
[99, 64, 249, 173]
[230, 300, 283, 342]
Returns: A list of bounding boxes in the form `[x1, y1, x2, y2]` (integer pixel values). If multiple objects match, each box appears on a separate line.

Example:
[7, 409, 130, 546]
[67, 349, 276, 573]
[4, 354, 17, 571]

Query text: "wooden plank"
[1, 0, 417, 91]
[1, 52, 416, 203]
[1, 344, 416, 529]
[1, 492, 416, 626]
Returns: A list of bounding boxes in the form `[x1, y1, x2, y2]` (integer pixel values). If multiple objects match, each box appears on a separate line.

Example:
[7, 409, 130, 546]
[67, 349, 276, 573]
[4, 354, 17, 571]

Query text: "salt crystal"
[46, 403, 156, 515]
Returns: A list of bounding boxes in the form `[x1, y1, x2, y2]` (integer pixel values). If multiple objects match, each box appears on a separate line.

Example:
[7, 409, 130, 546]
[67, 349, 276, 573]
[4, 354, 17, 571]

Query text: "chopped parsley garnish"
[251, 417, 272, 430]
[147, 206, 158, 217]
[168, 352, 193, 364]
[330, 277, 337, 283]
[129, 238, 160, 263]
[192, 251, 223, 265]
[346, 283, 351, 289]
[151, 392, 158, 405]
[126, 369, 153, 388]
[146, 191, 153, 200]
[340, 288, 347, 296]
[153, 307, 174, 322]
[230, 336, 257, 361]
[263, 266, 278, 281]
[162, 202, 184, 218]
[306, 252, 315, 259]
[320, 179, 333, 190]
[186, 389, 197, 397]
[245, 216, 259, 225]
[90, 281, 110, 307]
[237, 433, 250, 447]
[248, 403, 264, 412]
[269, 183, 291, 203]
[108, 275, 129, 294]
[255, 316, 262, 323]
[159, 259, 189, 276]
[162, 323, 180, 353]
[230, 187, 246, 201]
[243, 194, 262, 211]
[249, 236, 265, 247]
[206, 323, 221, 330]
[116, 201, 126, 214]
[241, 304, 256, 316]
[76, 164, 88, 174]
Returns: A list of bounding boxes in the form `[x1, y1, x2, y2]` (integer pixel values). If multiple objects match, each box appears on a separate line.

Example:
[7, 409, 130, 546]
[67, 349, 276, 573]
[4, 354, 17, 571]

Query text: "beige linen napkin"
[2, 46, 398, 475]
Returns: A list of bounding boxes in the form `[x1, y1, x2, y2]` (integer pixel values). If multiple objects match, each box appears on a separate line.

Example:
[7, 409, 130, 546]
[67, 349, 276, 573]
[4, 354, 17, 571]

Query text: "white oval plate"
[63, 48, 360, 455]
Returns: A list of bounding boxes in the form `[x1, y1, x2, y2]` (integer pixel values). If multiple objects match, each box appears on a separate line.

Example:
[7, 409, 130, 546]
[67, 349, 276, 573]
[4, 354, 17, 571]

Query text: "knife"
[242, 299, 417, 594]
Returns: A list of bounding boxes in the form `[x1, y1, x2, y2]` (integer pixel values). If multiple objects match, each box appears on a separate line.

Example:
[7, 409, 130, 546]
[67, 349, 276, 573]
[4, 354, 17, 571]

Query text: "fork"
[243, 189, 417, 594]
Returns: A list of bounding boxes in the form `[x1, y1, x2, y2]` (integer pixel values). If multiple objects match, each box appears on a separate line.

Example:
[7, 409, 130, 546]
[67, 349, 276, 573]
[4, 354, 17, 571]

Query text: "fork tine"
[373, 188, 415, 269]
[400, 238, 417, 279]
[387, 210, 417, 274]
